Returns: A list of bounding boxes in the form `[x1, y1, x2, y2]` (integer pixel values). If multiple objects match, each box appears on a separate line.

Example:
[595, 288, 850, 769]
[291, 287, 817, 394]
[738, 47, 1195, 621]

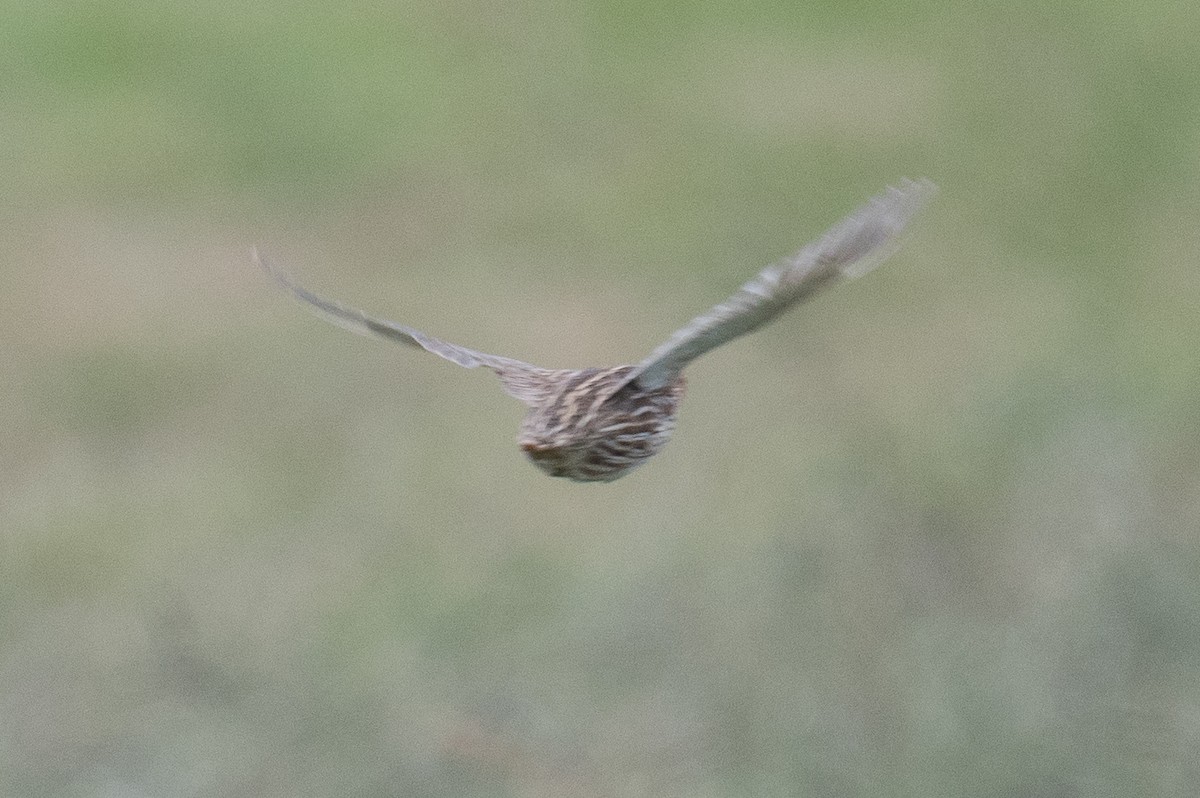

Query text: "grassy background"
[4, 1, 1200, 796]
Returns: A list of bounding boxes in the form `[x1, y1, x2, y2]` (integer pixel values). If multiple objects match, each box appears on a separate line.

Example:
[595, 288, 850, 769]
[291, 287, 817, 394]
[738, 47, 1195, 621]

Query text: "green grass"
[3, 1, 1199, 796]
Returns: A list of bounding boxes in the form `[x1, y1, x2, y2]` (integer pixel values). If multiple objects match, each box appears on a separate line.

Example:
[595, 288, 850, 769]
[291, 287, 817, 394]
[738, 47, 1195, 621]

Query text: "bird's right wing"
[255, 251, 563, 407]
[616, 178, 936, 392]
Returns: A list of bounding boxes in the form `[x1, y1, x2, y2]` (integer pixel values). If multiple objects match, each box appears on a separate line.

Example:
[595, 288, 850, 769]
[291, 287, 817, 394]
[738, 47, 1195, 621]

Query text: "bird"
[257, 178, 935, 482]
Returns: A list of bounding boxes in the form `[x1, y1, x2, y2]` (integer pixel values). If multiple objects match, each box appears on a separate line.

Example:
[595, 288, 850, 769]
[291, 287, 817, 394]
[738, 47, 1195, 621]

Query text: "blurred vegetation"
[3, 0, 1199, 796]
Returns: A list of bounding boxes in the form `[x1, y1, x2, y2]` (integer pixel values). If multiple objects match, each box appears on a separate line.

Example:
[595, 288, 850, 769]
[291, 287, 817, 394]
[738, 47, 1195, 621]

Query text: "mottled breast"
[518, 366, 686, 482]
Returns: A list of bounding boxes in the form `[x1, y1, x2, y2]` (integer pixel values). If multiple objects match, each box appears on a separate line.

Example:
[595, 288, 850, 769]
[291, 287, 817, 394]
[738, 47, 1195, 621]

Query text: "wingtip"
[890, 177, 939, 215]
[887, 176, 938, 209]
[870, 177, 939, 237]
[251, 246, 272, 279]
[252, 248, 300, 294]
[898, 176, 937, 192]
[251, 246, 274, 274]
[833, 177, 936, 279]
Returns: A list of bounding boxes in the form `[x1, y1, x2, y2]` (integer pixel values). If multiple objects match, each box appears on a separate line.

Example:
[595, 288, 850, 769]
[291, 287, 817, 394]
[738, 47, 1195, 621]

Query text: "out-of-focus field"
[3, 2, 1199, 796]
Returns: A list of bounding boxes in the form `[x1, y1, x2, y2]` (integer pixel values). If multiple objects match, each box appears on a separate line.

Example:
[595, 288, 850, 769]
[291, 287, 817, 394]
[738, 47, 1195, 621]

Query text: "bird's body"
[517, 366, 686, 481]
[258, 179, 935, 482]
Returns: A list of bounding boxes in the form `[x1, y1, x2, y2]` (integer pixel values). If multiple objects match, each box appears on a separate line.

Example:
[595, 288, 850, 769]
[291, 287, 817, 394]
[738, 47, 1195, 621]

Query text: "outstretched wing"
[255, 250, 562, 407]
[618, 178, 936, 392]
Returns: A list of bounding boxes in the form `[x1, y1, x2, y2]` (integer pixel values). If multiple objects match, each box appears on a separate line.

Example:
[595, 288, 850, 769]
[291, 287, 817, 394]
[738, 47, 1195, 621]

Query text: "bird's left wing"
[255, 251, 562, 407]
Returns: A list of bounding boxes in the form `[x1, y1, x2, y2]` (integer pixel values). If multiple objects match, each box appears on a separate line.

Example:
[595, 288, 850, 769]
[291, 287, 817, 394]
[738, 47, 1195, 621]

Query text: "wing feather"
[619, 178, 936, 391]
[255, 250, 560, 406]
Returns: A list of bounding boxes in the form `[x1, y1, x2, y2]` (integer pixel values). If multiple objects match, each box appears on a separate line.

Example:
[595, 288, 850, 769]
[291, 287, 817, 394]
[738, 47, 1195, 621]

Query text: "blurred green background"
[3, 1, 1199, 796]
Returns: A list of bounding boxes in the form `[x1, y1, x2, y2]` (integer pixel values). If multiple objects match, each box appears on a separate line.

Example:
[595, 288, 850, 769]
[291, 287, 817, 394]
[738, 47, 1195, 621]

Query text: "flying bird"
[257, 178, 935, 482]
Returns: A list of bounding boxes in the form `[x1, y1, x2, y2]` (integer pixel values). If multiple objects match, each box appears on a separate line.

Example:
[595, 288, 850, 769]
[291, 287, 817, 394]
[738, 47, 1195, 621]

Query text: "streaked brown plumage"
[257, 179, 935, 482]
